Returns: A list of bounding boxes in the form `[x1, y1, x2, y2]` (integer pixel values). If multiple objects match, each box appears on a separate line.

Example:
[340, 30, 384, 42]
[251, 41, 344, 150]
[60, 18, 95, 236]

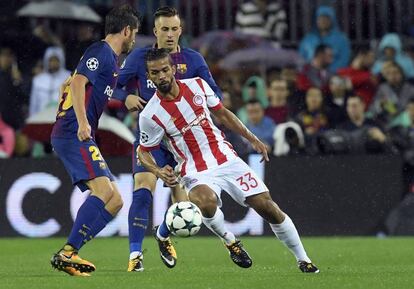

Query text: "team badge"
[176, 63, 187, 74]
[86, 57, 99, 71]
[193, 94, 204, 106]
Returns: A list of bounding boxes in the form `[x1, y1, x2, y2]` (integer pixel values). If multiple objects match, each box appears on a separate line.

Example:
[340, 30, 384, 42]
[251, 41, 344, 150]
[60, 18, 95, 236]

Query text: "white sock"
[202, 208, 236, 245]
[129, 251, 142, 260]
[270, 214, 311, 263]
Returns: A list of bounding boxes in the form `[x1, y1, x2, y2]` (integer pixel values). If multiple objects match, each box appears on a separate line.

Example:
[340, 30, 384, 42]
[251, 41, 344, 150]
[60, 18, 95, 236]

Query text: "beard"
[121, 38, 135, 54]
[157, 79, 173, 94]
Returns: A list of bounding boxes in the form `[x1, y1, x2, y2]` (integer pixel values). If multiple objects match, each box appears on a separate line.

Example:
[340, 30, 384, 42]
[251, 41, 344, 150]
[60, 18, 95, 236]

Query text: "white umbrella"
[22, 107, 135, 156]
[17, 0, 102, 23]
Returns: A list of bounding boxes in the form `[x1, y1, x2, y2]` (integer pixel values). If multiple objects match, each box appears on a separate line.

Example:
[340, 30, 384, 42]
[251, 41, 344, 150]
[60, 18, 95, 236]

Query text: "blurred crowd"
[2, 0, 414, 194]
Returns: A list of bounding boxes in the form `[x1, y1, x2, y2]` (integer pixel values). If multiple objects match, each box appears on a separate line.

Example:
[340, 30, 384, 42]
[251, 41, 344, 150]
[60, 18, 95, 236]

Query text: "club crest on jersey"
[176, 63, 187, 74]
[86, 57, 99, 71]
[193, 94, 204, 106]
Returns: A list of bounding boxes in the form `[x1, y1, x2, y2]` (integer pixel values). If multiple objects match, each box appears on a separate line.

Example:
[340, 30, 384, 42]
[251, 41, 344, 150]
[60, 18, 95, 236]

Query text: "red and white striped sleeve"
[199, 78, 223, 111]
[138, 114, 164, 151]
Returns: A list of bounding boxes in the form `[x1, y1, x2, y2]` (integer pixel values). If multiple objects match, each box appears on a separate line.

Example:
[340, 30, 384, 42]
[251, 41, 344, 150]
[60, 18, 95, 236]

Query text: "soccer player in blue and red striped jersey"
[113, 6, 222, 272]
[50, 5, 139, 277]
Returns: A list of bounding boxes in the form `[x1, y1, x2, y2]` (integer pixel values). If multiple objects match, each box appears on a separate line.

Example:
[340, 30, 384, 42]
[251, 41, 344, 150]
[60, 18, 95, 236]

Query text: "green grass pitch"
[1, 237, 414, 289]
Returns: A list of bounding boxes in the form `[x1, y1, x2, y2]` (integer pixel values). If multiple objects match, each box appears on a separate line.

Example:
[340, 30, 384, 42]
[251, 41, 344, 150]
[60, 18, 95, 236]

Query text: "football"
[165, 201, 203, 237]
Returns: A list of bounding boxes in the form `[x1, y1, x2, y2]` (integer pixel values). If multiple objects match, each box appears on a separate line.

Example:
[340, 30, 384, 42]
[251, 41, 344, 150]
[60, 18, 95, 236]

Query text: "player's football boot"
[57, 266, 91, 277]
[298, 261, 320, 273]
[51, 247, 96, 274]
[225, 240, 252, 268]
[153, 225, 177, 268]
[127, 253, 144, 272]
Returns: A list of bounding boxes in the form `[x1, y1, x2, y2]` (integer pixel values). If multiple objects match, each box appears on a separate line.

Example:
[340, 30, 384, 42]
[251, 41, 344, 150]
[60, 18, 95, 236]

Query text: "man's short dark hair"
[314, 44, 331, 57]
[154, 6, 179, 21]
[246, 99, 261, 106]
[105, 4, 140, 36]
[145, 48, 173, 70]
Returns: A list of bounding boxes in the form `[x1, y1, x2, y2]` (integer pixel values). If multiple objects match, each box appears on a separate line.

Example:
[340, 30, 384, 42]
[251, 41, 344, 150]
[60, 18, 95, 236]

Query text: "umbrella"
[22, 107, 134, 156]
[218, 45, 304, 71]
[17, 0, 102, 23]
[191, 30, 266, 63]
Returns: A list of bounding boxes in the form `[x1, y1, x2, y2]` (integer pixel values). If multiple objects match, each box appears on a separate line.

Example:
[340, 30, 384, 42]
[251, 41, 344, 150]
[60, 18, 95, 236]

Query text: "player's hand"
[125, 94, 146, 111]
[251, 137, 269, 162]
[156, 165, 178, 187]
[77, 122, 92, 141]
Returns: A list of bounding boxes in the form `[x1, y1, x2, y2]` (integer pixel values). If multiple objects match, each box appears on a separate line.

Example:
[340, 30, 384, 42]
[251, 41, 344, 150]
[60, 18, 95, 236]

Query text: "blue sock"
[128, 188, 152, 253]
[67, 195, 105, 250]
[90, 208, 114, 238]
[158, 211, 171, 239]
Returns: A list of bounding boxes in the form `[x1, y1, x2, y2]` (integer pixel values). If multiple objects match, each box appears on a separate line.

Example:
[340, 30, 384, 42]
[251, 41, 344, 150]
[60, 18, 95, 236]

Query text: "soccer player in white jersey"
[137, 48, 319, 273]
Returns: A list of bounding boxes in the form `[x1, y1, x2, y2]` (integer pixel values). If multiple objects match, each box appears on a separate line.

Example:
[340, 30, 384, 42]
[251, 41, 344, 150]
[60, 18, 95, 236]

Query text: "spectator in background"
[246, 99, 275, 152]
[295, 87, 329, 150]
[265, 78, 290, 123]
[388, 99, 414, 196]
[299, 5, 350, 72]
[65, 24, 96, 71]
[296, 44, 333, 93]
[325, 76, 351, 128]
[237, 76, 268, 124]
[372, 33, 414, 79]
[235, 0, 287, 44]
[0, 47, 26, 130]
[369, 62, 414, 127]
[273, 122, 305, 156]
[340, 95, 388, 153]
[15, 24, 61, 79]
[0, 115, 15, 158]
[338, 46, 377, 107]
[29, 47, 70, 117]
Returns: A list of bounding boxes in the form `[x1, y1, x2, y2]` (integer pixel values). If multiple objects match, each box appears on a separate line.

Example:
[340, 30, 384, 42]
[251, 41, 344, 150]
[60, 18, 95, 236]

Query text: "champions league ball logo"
[140, 131, 149, 143]
[86, 57, 99, 71]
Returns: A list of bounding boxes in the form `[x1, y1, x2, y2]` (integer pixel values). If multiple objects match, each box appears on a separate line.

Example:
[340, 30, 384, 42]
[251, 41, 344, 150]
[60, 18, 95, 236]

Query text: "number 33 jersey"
[139, 77, 238, 177]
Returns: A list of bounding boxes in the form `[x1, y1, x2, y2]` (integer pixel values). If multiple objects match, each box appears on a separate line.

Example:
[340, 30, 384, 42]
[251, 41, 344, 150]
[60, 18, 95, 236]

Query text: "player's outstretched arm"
[137, 146, 178, 187]
[70, 74, 91, 141]
[212, 107, 269, 162]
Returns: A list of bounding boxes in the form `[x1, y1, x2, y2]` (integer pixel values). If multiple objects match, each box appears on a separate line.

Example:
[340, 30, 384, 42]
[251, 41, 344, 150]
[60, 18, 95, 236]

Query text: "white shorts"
[180, 157, 268, 207]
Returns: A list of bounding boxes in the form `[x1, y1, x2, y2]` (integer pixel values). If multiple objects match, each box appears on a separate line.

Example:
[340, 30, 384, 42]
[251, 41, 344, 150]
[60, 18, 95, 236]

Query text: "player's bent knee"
[106, 190, 123, 215]
[134, 172, 157, 192]
[247, 192, 285, 224]
[87, 177, 115, 203]
[188, 186, 217, 217]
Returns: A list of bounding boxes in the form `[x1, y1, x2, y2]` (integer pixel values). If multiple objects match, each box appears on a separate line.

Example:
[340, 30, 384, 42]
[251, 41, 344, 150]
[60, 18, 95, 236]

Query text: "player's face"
[122, 26, 139, 54]
[154, 16, 182, 52]
[147, 57, 176, 94]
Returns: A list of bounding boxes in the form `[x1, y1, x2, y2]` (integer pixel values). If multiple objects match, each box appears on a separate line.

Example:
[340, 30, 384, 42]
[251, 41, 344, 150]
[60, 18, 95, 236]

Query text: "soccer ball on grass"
[166, 201, 202, 237]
